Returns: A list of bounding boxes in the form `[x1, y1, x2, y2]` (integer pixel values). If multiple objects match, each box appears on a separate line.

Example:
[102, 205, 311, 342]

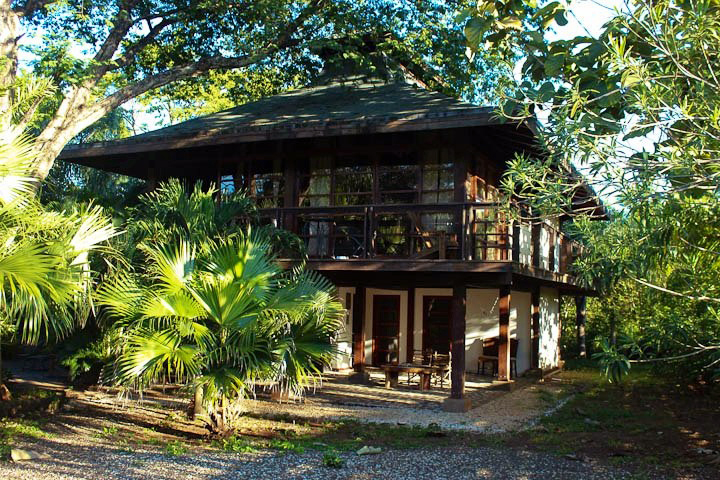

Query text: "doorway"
[372, 295, 401, 366]
[423, 296, 452, 354]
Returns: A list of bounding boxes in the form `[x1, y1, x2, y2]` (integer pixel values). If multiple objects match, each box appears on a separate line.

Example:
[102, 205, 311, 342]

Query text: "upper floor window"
[334, 163, 373, 206]
[252, 172, 284, 208]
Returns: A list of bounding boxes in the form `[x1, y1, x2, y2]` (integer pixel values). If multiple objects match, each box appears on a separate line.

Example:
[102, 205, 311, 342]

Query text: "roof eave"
[60, 109, 500, 161]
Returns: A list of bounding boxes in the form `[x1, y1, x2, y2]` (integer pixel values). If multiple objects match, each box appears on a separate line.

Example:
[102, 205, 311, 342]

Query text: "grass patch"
[0, 418, 52, 458]
[164, 439, 188, 456]
[506, 363, 720, 477]
[93, 425, 119, 439]
[212, 435, 258, 453]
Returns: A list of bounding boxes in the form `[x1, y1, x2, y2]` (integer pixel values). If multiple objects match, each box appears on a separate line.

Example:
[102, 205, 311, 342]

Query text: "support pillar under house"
[349, 286, 370, 383]
[531, 288, 540, 369]
[443, 282, 471, 412]
[498, 286, 512, 381]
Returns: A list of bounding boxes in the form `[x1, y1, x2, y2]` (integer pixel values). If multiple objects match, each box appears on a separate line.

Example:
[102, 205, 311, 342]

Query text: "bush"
[322, 451, 345, 468]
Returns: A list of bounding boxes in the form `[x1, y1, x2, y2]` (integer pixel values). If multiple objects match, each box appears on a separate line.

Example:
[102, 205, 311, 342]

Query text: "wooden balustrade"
[258, 203, 583, 270]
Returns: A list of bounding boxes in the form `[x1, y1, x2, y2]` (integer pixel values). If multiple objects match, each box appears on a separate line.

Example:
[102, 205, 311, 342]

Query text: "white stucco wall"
[365, 289, 408, 364]
[539, 226, 551, 271]
[512, 291, 532, 374]
[538, 286, 561, 369]
[466, 289, 500, 372]
[339, 287, 537, 375]
[331, 287, 354, 370]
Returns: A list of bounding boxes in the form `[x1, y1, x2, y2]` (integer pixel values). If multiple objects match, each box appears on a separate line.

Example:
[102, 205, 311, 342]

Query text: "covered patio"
[245, 370, 567, 432]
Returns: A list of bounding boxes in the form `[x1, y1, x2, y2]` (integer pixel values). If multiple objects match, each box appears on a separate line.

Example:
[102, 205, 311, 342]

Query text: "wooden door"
[372, 295, 401, 366]
[423, 296, 452, 354]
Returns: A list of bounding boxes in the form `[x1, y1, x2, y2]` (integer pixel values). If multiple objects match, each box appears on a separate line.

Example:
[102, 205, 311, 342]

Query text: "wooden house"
[61, 60, 598, 411]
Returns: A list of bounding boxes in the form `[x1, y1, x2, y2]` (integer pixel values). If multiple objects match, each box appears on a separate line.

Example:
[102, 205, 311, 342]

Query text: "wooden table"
[381, 364, 448, 390]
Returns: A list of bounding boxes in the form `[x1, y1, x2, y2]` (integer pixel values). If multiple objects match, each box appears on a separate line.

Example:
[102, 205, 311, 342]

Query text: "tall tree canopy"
[2, 0, 506, 182]
[461, 0, 720, 379]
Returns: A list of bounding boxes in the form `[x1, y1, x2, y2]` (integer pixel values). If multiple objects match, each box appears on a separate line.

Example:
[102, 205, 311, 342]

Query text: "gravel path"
[0, 442, 634, 480]
[244, 382, 564, 433]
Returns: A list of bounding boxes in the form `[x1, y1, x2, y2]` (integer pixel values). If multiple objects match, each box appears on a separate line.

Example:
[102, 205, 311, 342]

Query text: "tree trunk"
[609, 310, 617, 347]
[0, 1, 20, 126]
[193, 385, 204, 416]
[575, 296, 587, 358]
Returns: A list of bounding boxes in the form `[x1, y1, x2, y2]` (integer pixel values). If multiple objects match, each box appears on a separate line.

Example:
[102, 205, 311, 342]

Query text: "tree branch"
[14, 0, 55, 16]
[629, 275, 720, 303]
[110, 16, 180, 71]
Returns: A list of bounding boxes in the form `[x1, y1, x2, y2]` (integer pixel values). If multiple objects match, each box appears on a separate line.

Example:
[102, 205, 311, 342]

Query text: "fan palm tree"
[0, 79, 118, 394]
[96, 231, 343, 432]
[125, 178, 304, 260]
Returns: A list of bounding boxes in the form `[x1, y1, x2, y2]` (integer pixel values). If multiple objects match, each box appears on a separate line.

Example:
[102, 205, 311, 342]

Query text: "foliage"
[96, 202, 344, 432]
[3, 0, 510, 182]
[322, 450, 345, 468]
[462, 1, 720, 382]
[123, 179, 303, 261]
[42, 160, 145, 214]
[164, 439, 188, 456]
[0, 76, 117, 387]
[212, 434, 257, 453]
[593, 339, 632, 384]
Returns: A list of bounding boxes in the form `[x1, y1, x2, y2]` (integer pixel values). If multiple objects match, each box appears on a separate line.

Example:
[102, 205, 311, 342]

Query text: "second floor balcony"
[260, 202, 582, 277]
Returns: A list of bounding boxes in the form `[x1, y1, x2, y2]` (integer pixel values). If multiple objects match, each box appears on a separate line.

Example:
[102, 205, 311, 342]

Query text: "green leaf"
[544, 53, 565, 76]
[464, 17, 490, 51]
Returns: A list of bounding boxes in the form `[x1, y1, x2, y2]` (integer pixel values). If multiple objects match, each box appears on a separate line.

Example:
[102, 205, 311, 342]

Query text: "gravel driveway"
[0, 443, 633, 480]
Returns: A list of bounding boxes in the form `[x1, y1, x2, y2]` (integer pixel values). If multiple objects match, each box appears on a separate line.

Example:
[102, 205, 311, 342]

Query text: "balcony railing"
[259, 203, 581, 275]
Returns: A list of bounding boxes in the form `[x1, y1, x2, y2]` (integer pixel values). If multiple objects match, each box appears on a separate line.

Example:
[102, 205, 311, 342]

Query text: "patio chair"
[477, 337, 518, 378]
[405, 349, 432, 385]
[431, 351, 451, 388]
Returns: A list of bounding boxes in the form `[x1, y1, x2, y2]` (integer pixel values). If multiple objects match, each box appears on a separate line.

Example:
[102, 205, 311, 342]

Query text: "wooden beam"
[352, 287, 366, 371]
[498, 286, 511, 381]
[576, 296, 587, 358]
[450, 282, 467, 399]
[531, 287, 540, 369]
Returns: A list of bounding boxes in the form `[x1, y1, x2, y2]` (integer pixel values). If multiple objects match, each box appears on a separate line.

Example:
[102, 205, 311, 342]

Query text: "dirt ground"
[1, 366, 718, 479]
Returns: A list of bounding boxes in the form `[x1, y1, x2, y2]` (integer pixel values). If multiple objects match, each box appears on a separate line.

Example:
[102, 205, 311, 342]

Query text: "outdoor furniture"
[381, 364, 447, 391]
[431, 352, 451, 388]
[477, 337, 518, 378]
[405, 349, 432, 384]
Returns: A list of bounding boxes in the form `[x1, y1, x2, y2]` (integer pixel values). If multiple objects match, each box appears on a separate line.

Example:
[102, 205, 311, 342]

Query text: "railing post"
[548, 226, 556, 272]
[368, 206, 375, 258]
[362, 207, 369, 259]
[512, 221, 520, 263]
[458, 204, 467, 261]
[532, 222, 541, 269]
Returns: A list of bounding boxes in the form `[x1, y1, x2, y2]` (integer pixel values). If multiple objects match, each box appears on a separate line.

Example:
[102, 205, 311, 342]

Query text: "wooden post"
[407, 288, 415, 361]
[443, 281, 470, 412]
[511, 222, 520, 263]
[531, 223, 541, 269]
[498, 286, 511, 381]
[352, 287, 366, 371]
[548, 228, 556, 272]
[531, 288, 540, 369]
[450, 282, 467, 399]
[576, 296, 587, 358]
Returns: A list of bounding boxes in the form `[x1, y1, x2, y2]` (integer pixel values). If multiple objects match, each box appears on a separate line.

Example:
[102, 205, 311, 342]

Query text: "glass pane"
[220, 174, 235, 194]
[253, 173, 284, 207]
[375, 214, 410, 256]
[378, 166, 417, 204]
[335, 166, 372, 206]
